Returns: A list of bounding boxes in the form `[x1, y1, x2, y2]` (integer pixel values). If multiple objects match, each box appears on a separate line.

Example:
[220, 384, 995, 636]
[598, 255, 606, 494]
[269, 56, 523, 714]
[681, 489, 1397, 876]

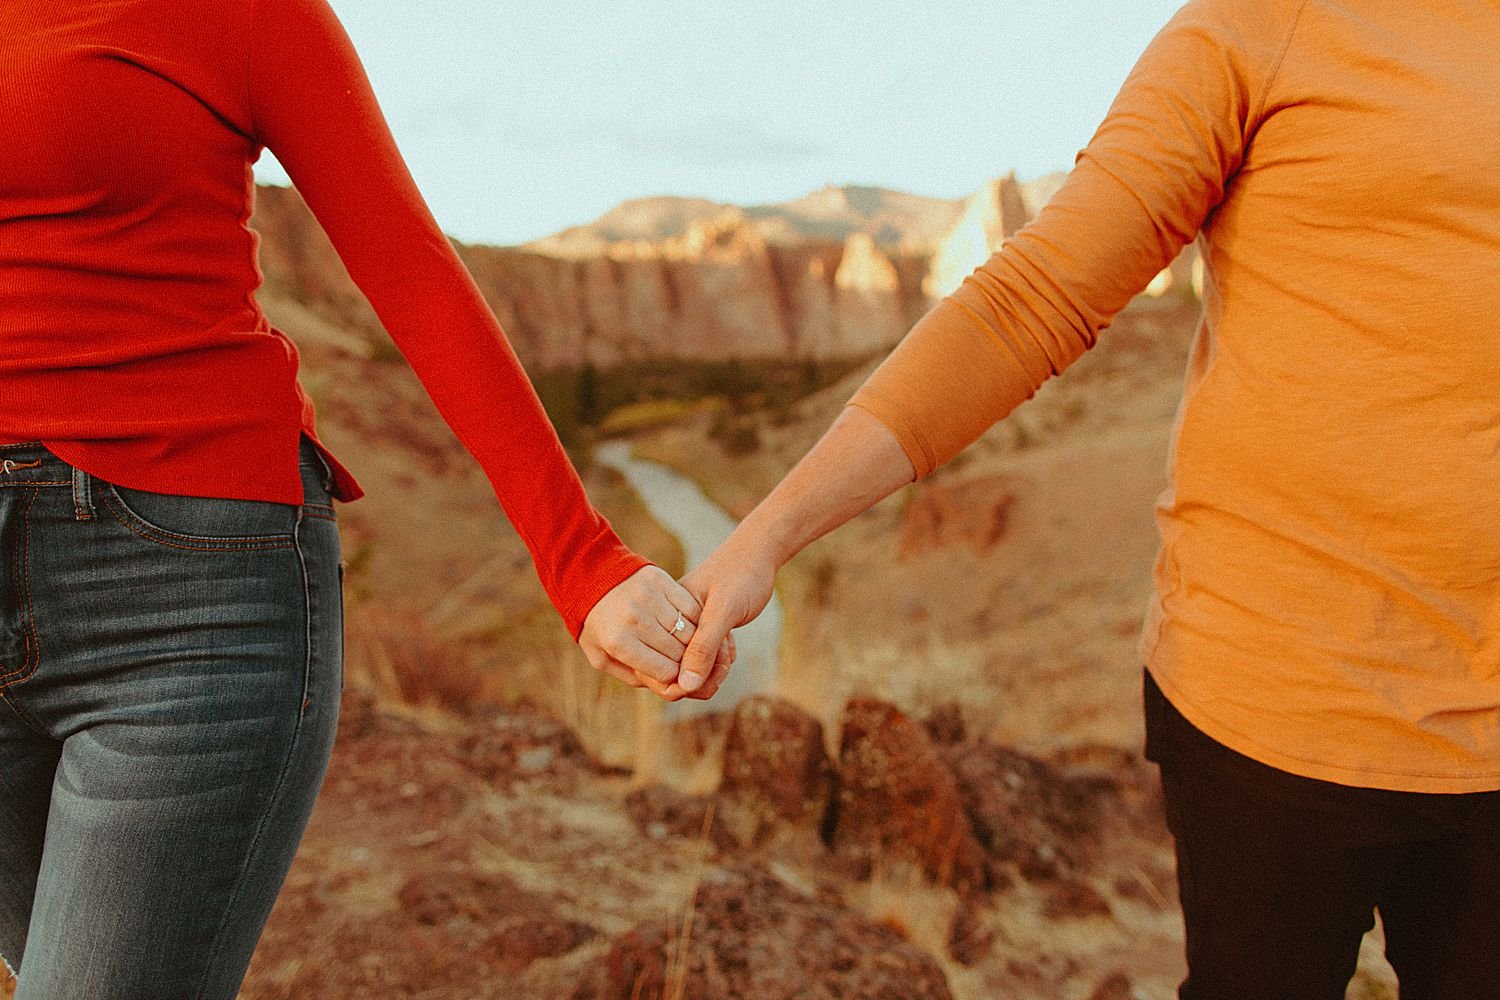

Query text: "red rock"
[716, 696, 835, 847]
[482, 919, 597, 974]
[1043, 878, 1114, 920]
[947, 896, 997, 966]
[250, 184, 932, 371]
[830, 698, 988, 893]
[897, 477, 1015, 560]
[577, 867, 954, 1000]
[395, 869, 548, 927]
[1089, 969, 1135, 1000]
[941, 740, 1164, 884]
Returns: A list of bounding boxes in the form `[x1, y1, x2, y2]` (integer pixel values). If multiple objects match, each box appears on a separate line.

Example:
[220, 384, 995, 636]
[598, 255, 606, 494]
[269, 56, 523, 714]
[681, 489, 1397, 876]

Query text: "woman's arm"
[245, 0, 714, 690]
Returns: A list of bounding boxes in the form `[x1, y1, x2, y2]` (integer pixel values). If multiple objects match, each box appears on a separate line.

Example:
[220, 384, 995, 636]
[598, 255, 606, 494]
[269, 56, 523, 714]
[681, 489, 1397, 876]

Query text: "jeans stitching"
[101, 493, 297, 553]
[0, 490, 41, 689]
[190, 510, 316, 1000]
[0, 688, 51, 739]
[71, 467, 95, 522]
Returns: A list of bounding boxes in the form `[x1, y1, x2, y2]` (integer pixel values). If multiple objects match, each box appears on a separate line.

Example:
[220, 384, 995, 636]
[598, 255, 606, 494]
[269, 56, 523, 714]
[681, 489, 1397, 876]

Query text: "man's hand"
[676, 539, 777, 694]
[633, 631, 737, 702]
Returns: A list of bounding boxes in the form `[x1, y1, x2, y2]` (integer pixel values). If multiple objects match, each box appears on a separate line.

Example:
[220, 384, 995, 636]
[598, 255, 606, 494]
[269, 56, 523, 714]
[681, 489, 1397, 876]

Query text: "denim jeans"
[0, 438, 343, 999]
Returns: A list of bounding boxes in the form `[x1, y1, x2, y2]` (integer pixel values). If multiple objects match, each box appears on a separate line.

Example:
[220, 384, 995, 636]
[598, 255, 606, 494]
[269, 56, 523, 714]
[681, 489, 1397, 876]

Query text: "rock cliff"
[925, 172, 1033, 298]
[250, 185, 932, 370]
[250, 171, 1197, 374]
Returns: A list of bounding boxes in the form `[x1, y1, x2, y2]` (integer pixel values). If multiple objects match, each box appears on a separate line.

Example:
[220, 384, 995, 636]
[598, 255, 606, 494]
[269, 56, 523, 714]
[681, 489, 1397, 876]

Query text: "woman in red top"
[0, 1, 725, 996]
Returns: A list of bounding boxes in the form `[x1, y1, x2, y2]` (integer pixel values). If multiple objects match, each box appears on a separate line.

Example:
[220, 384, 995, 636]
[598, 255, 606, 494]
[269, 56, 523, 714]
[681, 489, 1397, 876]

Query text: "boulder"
[830, 698, 988, 893]
[577, 867, 954, 1000]
[715, 696, 835, 847]
[941, 740, 1164, 883]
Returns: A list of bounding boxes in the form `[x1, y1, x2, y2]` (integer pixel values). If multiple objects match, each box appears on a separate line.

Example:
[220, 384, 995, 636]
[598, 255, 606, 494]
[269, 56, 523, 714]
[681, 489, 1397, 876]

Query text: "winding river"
[595, 441, 782, 718]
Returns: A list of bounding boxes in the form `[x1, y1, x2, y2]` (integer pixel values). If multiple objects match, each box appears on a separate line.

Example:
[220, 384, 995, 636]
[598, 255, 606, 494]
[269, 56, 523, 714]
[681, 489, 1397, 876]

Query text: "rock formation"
[250, 185, 933, 370]
[925, 172, 1032, 298]
[579, 866, 956, 1000]
[925, 168, 1202, 302]
[250, 171, 1198, 376]
[715, 696, 835, 848]
[831, 697, 990, 893]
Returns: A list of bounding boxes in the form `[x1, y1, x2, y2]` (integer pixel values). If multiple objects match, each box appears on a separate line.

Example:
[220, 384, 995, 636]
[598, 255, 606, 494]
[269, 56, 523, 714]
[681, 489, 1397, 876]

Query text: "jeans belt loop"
[72, 465, 96, 522]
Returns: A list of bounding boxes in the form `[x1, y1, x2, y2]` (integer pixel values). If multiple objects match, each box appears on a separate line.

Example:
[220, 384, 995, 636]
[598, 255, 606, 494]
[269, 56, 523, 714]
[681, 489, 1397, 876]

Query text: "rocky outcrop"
[898, 475, 1017, 560]
[576, 866, 955, 1000]
[925, 172, 1033, 298]
[715, 696, 835, 848]
[830, 698, 990, 893]
[249, 171, 1199, 376]
[528, 186, 966, 257]
[925, 168, 1202, 303]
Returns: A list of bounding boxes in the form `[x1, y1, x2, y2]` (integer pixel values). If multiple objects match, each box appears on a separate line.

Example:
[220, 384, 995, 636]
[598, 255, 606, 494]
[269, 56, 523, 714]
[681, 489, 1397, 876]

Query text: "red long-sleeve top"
[0, 0, 646, 637]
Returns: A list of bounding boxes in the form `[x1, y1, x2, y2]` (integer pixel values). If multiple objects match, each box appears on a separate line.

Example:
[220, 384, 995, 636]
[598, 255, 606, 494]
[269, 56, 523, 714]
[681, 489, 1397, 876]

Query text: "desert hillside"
[523, 184, 969, 257]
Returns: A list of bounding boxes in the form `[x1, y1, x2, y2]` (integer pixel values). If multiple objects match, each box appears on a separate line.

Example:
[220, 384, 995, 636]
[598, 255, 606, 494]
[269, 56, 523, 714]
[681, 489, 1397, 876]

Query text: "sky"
[253, 1, 1187, 247]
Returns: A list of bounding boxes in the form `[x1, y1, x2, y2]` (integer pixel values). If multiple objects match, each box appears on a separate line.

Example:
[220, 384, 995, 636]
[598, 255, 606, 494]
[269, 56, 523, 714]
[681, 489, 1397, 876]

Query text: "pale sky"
[253, 1, 1187, 246]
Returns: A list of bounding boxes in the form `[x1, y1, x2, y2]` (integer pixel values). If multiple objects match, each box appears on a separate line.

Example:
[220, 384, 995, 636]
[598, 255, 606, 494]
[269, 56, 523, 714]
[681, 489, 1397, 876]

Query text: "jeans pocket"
[101, 484, 297, 551]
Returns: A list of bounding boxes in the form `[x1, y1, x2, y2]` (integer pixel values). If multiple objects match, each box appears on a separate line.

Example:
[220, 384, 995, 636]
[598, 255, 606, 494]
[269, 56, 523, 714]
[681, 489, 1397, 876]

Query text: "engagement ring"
[671, 611, 688, 636]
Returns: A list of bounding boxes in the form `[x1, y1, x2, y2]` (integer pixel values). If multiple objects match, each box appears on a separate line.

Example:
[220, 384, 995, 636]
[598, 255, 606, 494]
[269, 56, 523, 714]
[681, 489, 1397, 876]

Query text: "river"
[594, 440, 781, 718]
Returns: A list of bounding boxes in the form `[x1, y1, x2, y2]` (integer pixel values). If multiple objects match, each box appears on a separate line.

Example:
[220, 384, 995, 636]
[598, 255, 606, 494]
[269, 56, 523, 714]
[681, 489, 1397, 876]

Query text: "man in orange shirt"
[675, 0, 1500, 996]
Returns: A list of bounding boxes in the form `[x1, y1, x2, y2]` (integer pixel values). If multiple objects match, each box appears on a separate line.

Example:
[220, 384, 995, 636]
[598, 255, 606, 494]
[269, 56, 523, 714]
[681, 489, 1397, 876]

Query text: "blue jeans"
[0, 439, 343, 999]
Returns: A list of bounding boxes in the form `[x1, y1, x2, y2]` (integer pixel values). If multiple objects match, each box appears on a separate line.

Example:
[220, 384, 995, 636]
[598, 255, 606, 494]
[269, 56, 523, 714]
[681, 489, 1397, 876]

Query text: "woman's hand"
[579, 565, 734, 700]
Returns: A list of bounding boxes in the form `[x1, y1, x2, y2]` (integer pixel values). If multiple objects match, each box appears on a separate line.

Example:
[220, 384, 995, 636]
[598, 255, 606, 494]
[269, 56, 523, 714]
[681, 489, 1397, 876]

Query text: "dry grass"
[851, 858, 961, 961]
[661, 803, 717, 1000]
[344, 603, 491, 712]
[551, 649, 660, 770]
[598, 397, 714, 437]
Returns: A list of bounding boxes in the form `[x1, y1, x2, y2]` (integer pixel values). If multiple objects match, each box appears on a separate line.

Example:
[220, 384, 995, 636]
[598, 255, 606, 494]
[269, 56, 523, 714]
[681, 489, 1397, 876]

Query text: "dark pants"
[1144, 671, 1500, 1000]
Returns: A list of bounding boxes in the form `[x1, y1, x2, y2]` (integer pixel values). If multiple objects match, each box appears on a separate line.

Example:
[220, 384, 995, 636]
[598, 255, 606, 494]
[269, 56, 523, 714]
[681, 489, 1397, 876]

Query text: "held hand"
[676, 538, 777, 693]
[579, 565, 703, 691]
[631, 631, 737, 702]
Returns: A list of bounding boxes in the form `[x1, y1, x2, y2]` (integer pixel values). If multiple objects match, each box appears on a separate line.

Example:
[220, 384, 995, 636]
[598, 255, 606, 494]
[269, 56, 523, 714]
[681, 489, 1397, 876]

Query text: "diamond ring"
[670, 611, 688, 636]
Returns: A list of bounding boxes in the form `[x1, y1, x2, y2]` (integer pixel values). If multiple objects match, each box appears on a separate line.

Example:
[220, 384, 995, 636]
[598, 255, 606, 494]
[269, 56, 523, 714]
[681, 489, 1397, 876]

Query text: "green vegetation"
[708, 409, 762, 456]
[532, 354, 871, 449]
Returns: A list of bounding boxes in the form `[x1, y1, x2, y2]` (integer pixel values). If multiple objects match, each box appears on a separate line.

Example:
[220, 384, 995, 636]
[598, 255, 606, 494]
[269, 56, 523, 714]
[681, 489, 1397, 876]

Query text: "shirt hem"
[1146, 665, 1500, 795]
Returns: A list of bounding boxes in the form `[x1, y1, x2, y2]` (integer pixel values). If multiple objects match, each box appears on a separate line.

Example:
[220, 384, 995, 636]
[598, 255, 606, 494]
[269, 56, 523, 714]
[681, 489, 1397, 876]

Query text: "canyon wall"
[250, 171, 1195, 373]
[250, 186, 932, 370]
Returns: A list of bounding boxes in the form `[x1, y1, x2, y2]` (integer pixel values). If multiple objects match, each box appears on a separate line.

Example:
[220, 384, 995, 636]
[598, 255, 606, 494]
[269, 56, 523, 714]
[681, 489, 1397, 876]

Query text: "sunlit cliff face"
[924, 174, 1030, 299]
[834, 233, 901, 293]
[1144, 267, 1174, 297]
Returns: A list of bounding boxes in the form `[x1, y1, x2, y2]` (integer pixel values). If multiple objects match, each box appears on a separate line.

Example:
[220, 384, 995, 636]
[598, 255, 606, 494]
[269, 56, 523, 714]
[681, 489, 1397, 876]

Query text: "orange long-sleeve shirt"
[851, 0, 1500, 792]
[0, 0, 646, 636]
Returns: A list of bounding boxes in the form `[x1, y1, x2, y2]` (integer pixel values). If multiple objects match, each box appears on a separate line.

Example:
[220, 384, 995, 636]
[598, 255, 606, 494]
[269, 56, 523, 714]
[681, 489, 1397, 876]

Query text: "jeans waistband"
[0, 444, 72, 485]
[2, 438, 333, 506]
